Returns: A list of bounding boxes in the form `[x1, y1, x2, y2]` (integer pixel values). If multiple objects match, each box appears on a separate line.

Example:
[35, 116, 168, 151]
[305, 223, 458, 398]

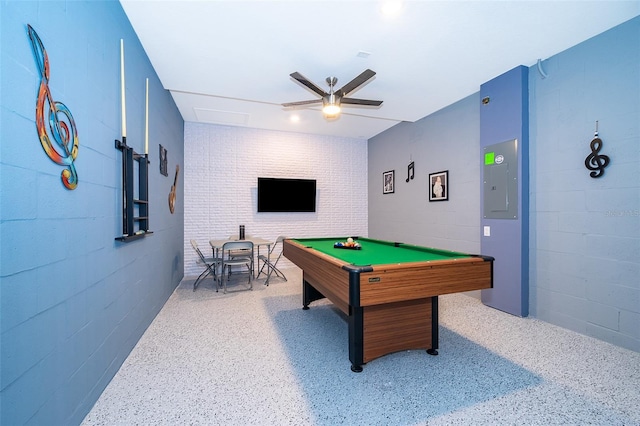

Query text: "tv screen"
[257, 177, 316, 212]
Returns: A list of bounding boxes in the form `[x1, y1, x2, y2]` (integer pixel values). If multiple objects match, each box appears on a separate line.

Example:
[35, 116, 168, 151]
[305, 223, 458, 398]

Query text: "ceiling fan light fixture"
[322, 94, 341, 116]
[322, 103, 341, 116]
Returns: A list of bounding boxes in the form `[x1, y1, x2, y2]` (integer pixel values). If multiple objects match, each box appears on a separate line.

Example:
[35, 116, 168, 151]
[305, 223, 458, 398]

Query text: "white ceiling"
[120, 1, 639, 140]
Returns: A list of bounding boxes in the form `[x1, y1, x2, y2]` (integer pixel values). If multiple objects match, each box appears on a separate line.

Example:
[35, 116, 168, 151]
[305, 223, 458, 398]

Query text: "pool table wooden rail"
[283, 239, 493, 308]
[357, 259, 492, 306]
[283, 239, 352, 313]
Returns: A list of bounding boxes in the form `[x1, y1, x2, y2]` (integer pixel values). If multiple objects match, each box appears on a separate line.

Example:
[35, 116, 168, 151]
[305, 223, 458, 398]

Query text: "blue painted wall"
[480, 66, 530, 317]
[369, 16, 639, 352]
[1, 1, 185, 424]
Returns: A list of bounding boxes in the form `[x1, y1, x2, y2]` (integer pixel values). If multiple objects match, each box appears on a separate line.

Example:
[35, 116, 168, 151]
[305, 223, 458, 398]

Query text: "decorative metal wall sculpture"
[168, 165, 179, 214]
[406, 161, 415, 182]
[584, 121, 610, 178]
[27, 25, 79, 190]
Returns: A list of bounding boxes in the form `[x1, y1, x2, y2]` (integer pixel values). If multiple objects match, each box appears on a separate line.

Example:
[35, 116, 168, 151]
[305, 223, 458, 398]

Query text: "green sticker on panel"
[484, 152, 495, 165]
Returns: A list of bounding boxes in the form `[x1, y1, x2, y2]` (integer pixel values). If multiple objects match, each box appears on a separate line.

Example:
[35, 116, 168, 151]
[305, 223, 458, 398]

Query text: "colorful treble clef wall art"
[27, 24, 79, 190]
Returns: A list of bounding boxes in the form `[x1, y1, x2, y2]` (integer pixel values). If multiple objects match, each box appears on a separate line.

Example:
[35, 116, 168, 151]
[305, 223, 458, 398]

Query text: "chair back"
[268, 235, 286, 254]
[190, 239, 221, 291]
[191, 239, 206, 262]
[222, 240, 254, 262]
[220, 240, 253, 293]
[256, 235, 288, 283]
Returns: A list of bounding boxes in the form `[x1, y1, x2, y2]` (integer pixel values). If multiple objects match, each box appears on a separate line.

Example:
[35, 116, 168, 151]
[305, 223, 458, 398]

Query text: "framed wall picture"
[382, 170, 395, 194]
[383, 170, 395, 194]
[159, 144, 168, 176]
[429, 170, 448, 201]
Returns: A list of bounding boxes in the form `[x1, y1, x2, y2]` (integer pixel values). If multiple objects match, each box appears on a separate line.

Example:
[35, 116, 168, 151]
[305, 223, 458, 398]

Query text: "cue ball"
[347, 237, 353, 243]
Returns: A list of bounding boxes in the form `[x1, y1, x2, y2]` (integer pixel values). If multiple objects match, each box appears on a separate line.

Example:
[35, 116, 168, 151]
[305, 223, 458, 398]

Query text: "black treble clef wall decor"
[584, 121, 610, 178]
[406, 161, 415, 183]
[27, 24, 79, 190]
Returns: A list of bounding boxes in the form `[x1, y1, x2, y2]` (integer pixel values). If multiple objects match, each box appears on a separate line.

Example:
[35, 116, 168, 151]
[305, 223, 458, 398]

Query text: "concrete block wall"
[183, 123, 368, 277]
[368, 93, 482, 255]
[529, 16, 639, 351]
[1, 2, 184, 424]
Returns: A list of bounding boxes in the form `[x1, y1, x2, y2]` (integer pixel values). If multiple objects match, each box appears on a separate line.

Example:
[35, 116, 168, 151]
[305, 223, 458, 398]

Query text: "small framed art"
[429, 170, 448, 201]
[383, 170, 395, 194]
[159, 144, 168, 176]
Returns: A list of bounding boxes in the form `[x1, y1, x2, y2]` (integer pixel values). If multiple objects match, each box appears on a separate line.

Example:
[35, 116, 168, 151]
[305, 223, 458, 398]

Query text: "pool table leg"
[427, 296, 439, 356]
[349, 305, 364, 373]
[302, 275, 325, 310]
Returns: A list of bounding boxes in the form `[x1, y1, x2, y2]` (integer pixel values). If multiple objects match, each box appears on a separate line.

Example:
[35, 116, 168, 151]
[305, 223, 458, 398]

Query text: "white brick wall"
[184, 123, 368, 277]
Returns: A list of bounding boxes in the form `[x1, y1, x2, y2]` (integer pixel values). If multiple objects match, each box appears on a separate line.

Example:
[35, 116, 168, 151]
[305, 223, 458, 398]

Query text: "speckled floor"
[82, 268, 640, 425]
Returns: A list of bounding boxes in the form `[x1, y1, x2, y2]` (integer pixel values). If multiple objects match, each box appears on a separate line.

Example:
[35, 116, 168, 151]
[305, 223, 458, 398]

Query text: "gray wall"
[528, 17, 639, 350]
[368, 16, 639, 352]
[368, 93, 481, 255]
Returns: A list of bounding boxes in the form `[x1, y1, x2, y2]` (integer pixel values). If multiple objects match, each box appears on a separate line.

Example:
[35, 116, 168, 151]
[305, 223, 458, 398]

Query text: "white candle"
[120, 39, 126, 138]
[145, 78, 149, 154]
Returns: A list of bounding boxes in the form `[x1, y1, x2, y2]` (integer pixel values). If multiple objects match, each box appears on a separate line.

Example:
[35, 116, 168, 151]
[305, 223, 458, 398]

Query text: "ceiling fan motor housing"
[326, 77, 338, 88]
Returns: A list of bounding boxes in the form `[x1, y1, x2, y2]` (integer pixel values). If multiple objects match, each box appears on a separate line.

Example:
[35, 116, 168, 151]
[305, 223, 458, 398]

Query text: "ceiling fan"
[282, 69, 383, 117]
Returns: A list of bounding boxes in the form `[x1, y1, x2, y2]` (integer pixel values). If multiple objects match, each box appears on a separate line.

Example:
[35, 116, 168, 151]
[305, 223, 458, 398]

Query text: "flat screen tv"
[257, 177, 316, 212]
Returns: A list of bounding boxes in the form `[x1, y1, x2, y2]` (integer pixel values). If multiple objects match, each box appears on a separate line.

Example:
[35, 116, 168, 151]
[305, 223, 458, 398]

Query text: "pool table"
[283, 237, 494, 372]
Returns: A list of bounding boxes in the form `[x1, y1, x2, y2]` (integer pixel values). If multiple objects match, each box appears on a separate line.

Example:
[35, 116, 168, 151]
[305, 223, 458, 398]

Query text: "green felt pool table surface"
[289, 237, 471, 266]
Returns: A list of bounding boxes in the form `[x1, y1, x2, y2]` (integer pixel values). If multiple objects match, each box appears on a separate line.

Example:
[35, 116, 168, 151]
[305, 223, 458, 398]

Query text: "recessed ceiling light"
[290, 114, 300, 123]
[380, 0, 403, 17]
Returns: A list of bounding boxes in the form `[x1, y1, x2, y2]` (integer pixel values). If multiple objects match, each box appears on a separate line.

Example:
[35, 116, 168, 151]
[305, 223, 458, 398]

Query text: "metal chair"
[190, 239, 221, 291]
[257, 236, 288, 285]
[220, 240, 254, 293]
[227, 234, 258, 276]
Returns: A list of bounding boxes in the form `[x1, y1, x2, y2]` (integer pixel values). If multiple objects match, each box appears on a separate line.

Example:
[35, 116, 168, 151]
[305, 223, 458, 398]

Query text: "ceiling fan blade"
[340, 97, 383, 107]
[290, 72, 328, 97]
[335, 69, 376, 98]
[282, 99, 323, 107]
